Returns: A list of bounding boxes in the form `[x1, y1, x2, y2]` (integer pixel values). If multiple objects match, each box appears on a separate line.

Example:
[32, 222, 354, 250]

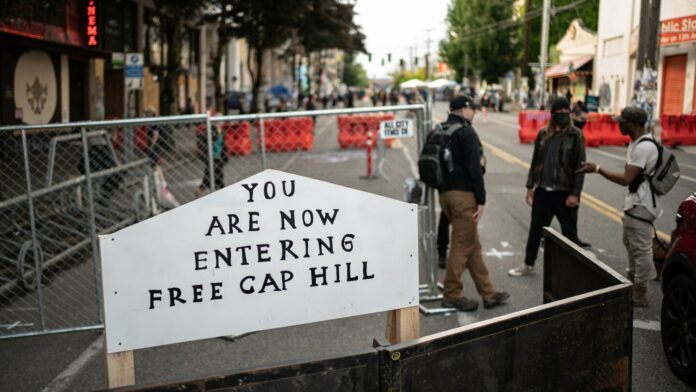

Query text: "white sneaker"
[508, 264, 535, 277]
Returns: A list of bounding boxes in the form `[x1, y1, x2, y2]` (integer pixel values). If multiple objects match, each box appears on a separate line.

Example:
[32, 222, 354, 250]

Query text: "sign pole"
[386, 306, 420, 344]
[105, 346, 135, 388]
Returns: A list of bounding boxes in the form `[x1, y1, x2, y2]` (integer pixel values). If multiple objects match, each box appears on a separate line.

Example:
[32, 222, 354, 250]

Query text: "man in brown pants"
[437, 95, 510, 311]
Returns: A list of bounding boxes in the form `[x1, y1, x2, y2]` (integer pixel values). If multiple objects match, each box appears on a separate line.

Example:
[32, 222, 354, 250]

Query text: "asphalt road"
[1, 102, 694, 391]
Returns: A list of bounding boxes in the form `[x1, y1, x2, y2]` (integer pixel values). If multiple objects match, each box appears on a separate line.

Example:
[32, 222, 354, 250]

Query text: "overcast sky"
[354, 0, 450, 80]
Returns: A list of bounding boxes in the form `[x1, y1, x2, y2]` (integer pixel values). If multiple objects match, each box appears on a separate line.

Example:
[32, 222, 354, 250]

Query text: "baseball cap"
[450, 95, 478, 111]
[613, 106, 647, 125]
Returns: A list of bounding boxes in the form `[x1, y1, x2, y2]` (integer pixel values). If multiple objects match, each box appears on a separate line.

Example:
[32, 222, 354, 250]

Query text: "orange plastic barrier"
[113, 125, 150, 151]
[518, 111, 550, 144]
[259, 117, 314, 152]
[582, 113, 602, 147]
[661, 114, 696, 146]
[598, 114, 630, 146]
[222, 121, 252, 156]
[337, 114, 395, 149]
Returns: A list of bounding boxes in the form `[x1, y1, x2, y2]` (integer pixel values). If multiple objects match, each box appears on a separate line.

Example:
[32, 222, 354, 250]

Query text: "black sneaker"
[483, 291, 510, 309]
[438, 255, 447, 269]
[578, 241, 592, 250]
[441, 297, 479, 312]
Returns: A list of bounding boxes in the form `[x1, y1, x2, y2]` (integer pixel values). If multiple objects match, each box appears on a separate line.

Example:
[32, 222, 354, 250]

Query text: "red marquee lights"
[86, 0, 97, 46]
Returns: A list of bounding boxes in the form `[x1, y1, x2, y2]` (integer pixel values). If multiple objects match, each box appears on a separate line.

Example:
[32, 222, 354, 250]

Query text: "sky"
[353, 0, 451, 80]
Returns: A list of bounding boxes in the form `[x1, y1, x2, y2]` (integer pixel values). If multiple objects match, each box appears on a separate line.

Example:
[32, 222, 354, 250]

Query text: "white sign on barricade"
[379, 119, 414, 139]
[99, 169, 418, 354]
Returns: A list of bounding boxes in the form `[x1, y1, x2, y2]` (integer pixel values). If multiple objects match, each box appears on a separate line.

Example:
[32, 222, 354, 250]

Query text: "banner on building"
[661, 15, 696, 46]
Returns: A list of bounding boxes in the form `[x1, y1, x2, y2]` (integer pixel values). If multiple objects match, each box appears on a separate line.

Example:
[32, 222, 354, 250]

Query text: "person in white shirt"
[577, 106, 660, 307]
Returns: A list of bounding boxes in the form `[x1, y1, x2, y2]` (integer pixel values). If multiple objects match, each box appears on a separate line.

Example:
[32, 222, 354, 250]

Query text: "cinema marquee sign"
[100, 170, 418, 353]
[661, 15, 696, 46]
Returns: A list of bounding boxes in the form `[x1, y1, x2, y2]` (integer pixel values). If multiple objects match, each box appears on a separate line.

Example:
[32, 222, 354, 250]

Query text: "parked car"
[660, 192, 696, 383]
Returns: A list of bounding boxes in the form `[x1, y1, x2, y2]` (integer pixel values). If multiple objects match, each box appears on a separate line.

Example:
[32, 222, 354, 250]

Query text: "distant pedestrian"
[572, 100, 588, 130]
[435, 95, 510, 311]
[509, 97, 589, 278]
[577, 107, 661, 307]
[346, 90, 354, 108]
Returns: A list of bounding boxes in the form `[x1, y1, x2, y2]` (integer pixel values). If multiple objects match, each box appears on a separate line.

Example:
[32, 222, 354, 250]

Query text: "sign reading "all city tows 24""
[99, 170, 418, 353]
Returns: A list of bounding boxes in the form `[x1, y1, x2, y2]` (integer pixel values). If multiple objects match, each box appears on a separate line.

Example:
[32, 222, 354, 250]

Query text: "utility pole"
[634, 0, 661, 133]
[539, 0, 551, 109]
[424, 29, 432, 80]
[521, 0, 532, 78]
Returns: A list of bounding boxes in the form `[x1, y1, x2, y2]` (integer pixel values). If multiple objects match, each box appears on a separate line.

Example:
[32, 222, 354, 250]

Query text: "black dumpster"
[107, 228, 633, 392]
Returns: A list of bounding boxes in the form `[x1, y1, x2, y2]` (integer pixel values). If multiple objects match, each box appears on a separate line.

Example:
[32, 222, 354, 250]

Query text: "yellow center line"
[480, 140, 671, 242]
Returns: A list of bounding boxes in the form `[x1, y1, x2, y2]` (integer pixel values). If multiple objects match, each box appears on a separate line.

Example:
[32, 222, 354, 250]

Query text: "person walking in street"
[577, 107, 660, 307]
[437, 95, 510, 311]
[509, 97, 588, 277]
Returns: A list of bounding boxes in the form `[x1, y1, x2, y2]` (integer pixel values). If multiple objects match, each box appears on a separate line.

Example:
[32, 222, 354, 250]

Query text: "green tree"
[440, 0, 520, 83]
[391, 68, 426, 86]
[227, 0, 307, 113]
[155, 0, 205, 115]
[342, 54, 368, 87]
[297, 0, 365, 94]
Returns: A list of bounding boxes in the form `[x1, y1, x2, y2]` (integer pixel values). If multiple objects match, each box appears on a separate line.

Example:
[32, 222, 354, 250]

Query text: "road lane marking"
[41, 337, 103, 392]
[480, 140, 671, 242]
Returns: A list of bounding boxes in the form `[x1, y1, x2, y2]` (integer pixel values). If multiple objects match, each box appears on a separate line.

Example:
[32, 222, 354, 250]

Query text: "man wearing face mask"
[509, 97, 587, 277]
[577, 107, 659, 307]
[437, 95, 510, 311]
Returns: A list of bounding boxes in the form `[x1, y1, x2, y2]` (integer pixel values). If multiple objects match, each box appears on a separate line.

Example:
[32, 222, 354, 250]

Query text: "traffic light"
[381, 58, 385, 66]
[388, 53, 392, 62]
[368, 53, 372, 62]
[414, 56, 418, 66]
[399, 58, 405, 68]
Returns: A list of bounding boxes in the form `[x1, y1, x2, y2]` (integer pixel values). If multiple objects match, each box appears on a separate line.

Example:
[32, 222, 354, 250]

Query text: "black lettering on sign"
[257, 243, 271, 262]
[264, 181, 276, 199]
[346, 262, 359, 282]
[192, 284, 203, 302]
[309, 267, 328, 287]
[258, 273, 281, 293]
[240, 276, 255, 294]
[316, 209, 339, 225]
[280, 210, 296, 230]
[148, 289, 162, 309]
[341, 234, 355, 252]
[211, 282, 223, 300]
[168, 287, 186, 306]
[302, 210, 314, 226]
[194, 251, 207, 270]
[205, 216, 224, 236]
[282, 180, 295, 197]
[317, 236, 334, 256]
[248, 211, 260, 231]
[242, 182, 258, 202]
[362, 261, 375, 280]
[214, 247, 232, 268]
[280, 239, 299, 260]
[236, 245, 251, 265]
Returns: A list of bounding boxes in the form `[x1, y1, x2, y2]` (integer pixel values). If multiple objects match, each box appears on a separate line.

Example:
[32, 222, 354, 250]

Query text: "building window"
[603, 35, 623, 57]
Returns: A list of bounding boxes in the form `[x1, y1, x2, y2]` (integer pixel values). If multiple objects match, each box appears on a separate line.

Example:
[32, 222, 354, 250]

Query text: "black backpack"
[418, 123, 463, 187]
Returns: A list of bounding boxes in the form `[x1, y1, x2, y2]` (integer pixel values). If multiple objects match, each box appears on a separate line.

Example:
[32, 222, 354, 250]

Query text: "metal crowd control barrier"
[104, 228, 632, 391]
[0, 104, 444, 339]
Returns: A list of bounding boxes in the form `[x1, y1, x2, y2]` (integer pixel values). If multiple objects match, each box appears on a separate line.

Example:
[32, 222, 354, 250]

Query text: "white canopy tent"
[428, 78, 457, 89]
[399, 79, 427, 89]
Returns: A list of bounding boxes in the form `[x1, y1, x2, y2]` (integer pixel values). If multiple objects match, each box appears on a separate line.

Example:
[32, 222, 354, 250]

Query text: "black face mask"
[552, 112, 570, 125]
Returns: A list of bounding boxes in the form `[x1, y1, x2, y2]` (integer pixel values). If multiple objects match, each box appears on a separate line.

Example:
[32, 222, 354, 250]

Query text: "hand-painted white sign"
[100, 169, 418, 353]
[379, 119, 414, 139]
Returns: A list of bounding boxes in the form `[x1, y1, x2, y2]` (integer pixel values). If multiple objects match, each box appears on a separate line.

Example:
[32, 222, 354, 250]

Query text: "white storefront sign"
[14, 51, 57, 124]
[100, 170, 418, 353]
[379, 119, 414, 139]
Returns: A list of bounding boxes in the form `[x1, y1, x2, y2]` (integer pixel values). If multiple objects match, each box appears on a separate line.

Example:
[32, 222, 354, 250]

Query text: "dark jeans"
[525, 188, 582, 266]
[200, 159, 226, 191]
[437, 211, 450, 257]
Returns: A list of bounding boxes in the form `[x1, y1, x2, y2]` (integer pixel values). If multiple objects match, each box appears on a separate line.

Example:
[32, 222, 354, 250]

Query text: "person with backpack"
[509, 97, 589, 278]
[577, 106, 680, 307]
[419, 95, 510, 311]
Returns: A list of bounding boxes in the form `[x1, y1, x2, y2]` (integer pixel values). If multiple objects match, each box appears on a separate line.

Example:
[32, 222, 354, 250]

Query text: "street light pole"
[634, 0, 661, 133]
[539, 0, 551, 108]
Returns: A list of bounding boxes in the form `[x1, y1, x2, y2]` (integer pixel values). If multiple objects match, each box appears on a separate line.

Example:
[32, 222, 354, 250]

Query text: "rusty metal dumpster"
[105, 227, 633, 392]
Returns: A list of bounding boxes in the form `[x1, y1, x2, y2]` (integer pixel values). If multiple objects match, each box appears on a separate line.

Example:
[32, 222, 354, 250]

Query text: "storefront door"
[661, 54, 687, 115]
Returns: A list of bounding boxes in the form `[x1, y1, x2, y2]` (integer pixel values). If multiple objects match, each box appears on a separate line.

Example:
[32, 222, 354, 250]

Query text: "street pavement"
[1, 102, 694, 391]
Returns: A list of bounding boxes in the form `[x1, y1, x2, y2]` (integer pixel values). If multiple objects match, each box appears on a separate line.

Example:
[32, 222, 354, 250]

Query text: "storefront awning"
[545, 55, 593, 78]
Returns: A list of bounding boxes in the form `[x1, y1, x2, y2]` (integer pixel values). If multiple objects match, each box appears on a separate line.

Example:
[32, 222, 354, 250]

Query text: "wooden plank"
[105, 348, 135, 388]
[386, 306, 420, 344]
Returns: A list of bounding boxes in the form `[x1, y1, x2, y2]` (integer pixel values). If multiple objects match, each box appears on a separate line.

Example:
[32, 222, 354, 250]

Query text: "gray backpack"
[635, 137, 680, 206]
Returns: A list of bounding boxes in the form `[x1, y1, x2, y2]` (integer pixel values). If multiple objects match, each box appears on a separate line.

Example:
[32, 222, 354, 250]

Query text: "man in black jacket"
[438, 95, 510, 311]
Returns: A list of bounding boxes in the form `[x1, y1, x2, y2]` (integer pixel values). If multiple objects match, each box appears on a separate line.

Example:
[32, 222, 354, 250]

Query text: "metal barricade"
[0, 104, 439, 339]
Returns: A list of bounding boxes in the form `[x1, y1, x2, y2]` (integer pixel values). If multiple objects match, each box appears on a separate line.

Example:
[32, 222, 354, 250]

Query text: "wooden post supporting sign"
[105, 346, 135, 388]
[386, 305, 420, 344]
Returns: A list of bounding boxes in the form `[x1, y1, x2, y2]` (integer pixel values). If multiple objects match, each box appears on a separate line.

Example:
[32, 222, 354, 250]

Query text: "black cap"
[550, 97, 570, 113]
[613, 106, 648, 125]
[450, 95, 477, 111]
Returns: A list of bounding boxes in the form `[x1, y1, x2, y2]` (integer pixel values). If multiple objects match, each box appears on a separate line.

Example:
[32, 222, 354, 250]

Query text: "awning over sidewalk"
[545, 55, 593, 78]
